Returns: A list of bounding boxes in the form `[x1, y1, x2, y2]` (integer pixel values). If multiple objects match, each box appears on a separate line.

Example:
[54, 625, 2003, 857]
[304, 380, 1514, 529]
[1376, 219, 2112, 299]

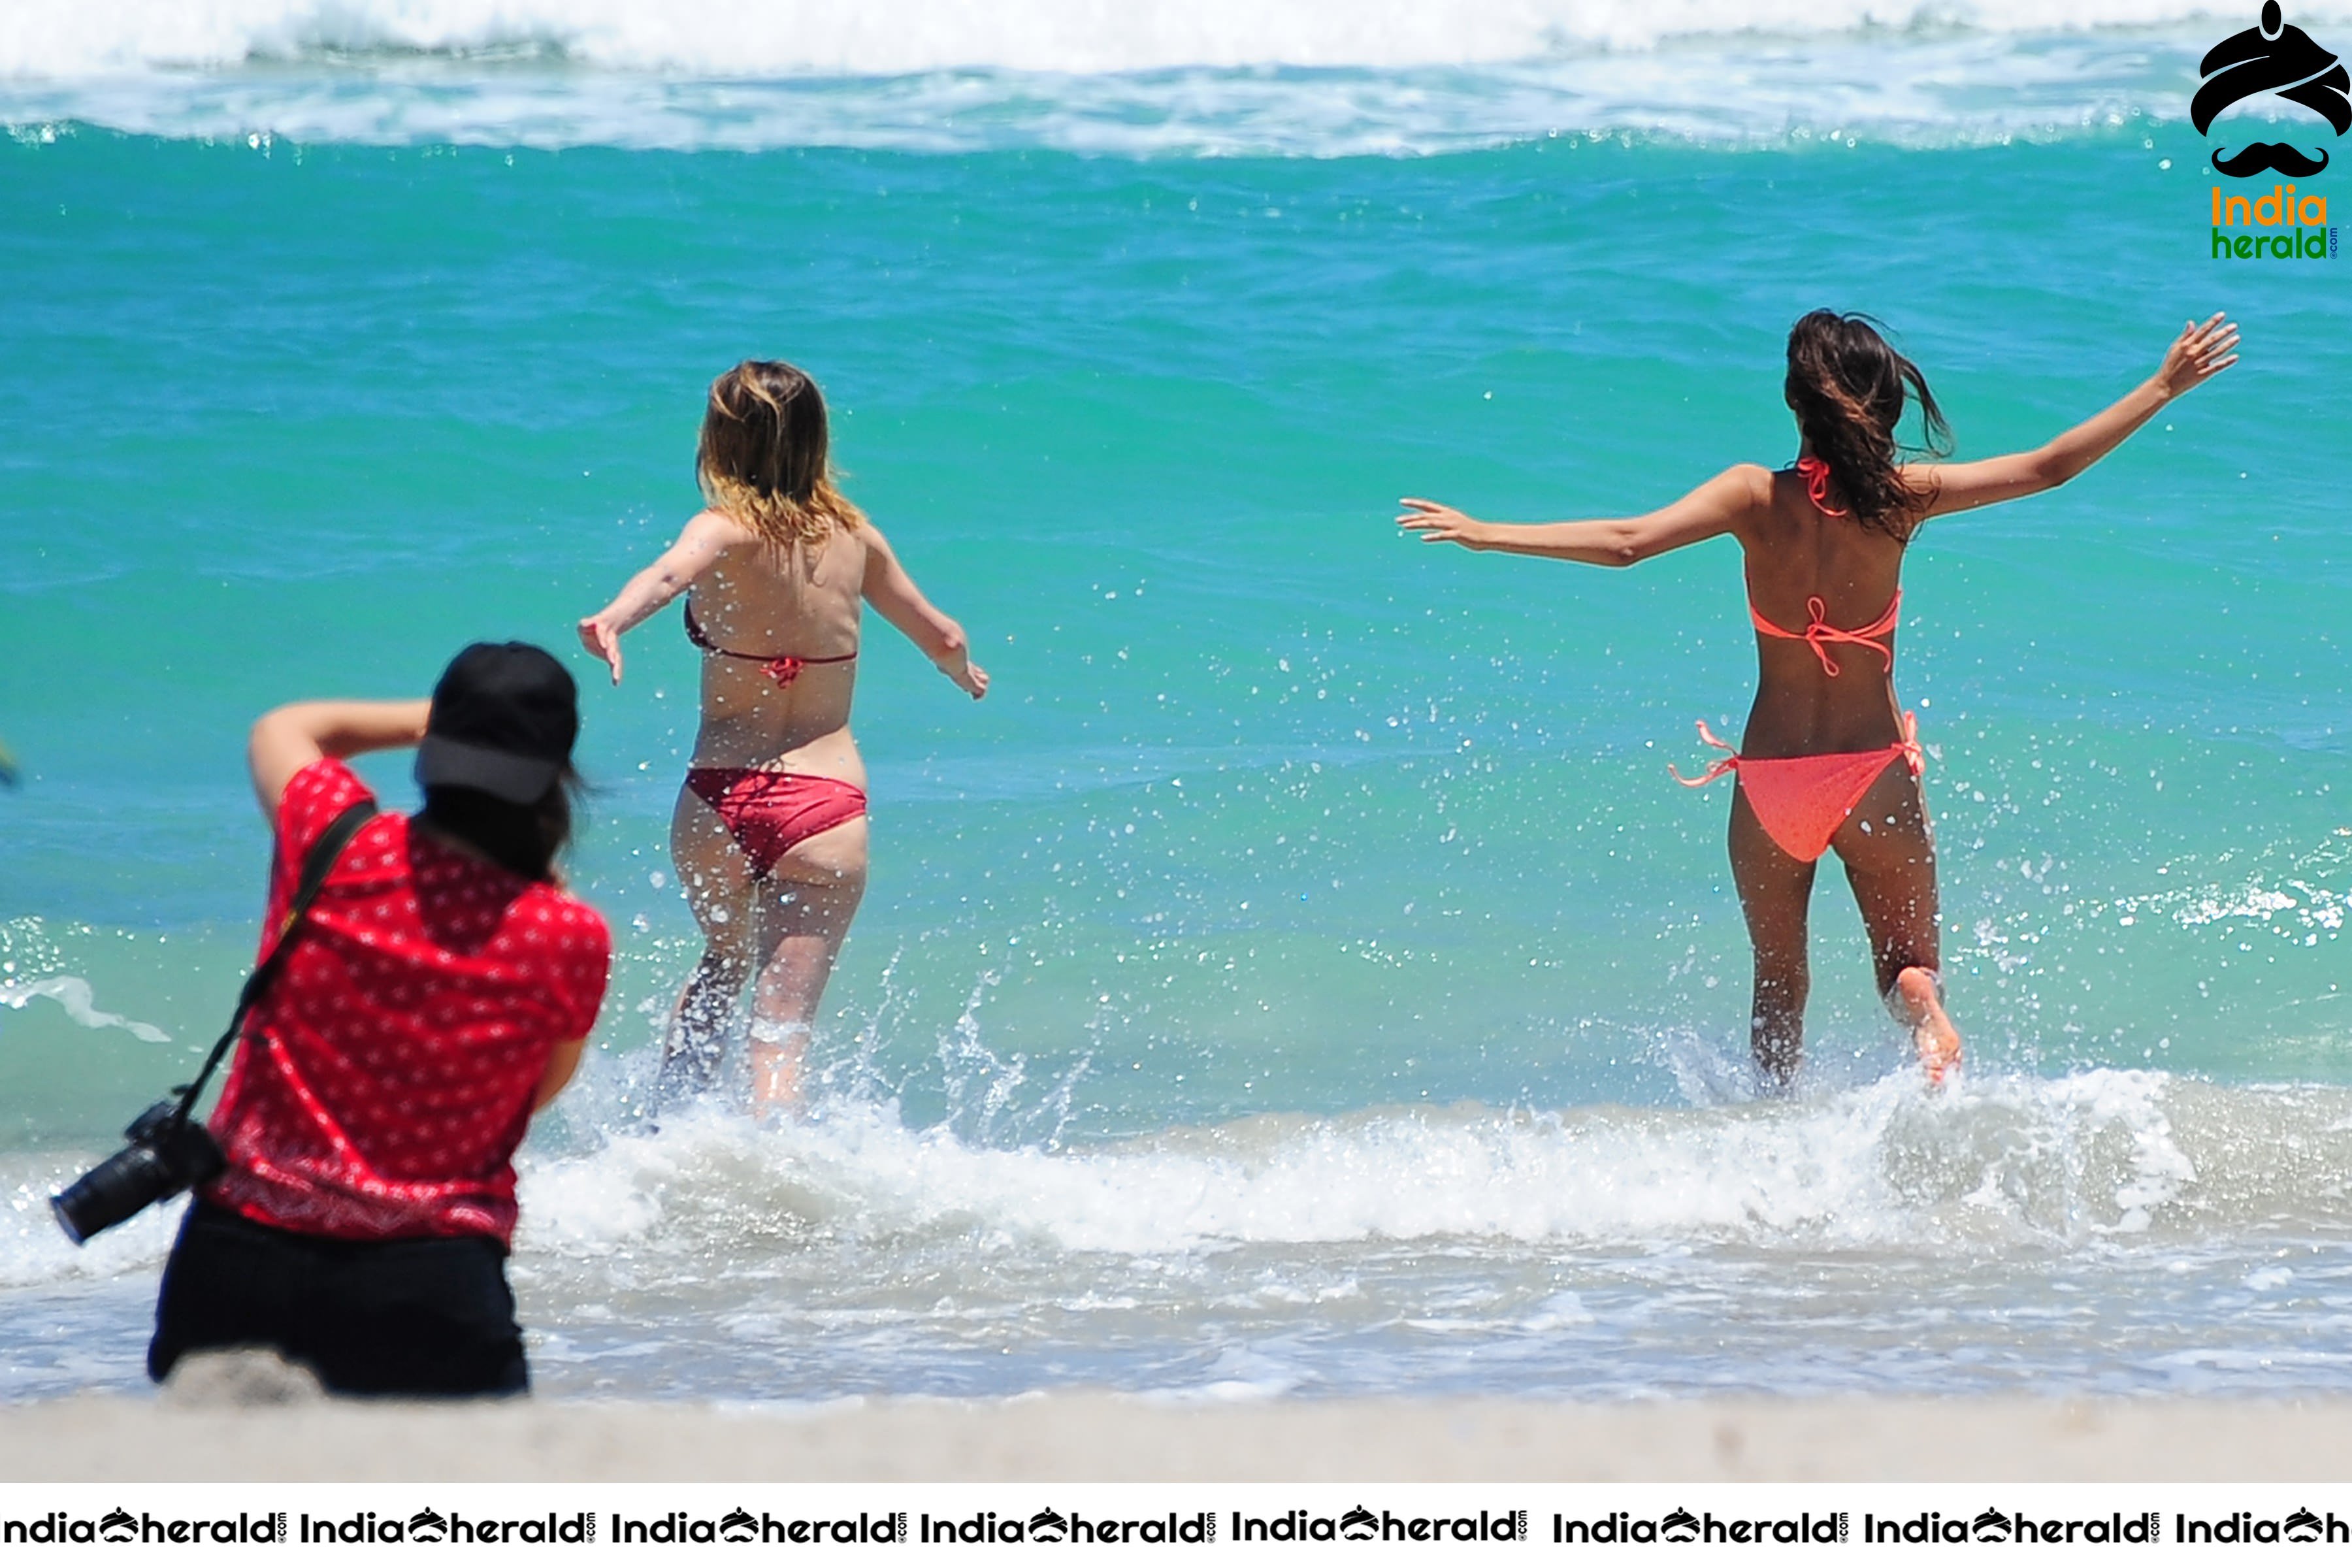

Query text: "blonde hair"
[696, 359, 866, 548]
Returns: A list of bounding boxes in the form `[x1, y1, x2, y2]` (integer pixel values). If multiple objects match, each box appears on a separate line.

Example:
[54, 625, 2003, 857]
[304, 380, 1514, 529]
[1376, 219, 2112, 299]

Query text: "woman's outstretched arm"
[1917, 314, 2240, 519]
[576, 511, 747, 684]
[1398, 464, 1772, 566]
[861, 524, 989, 699]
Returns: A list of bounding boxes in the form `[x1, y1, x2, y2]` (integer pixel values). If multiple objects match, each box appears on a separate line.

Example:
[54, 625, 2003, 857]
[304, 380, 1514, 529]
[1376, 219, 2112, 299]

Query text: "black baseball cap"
[414, 642, 580, 804]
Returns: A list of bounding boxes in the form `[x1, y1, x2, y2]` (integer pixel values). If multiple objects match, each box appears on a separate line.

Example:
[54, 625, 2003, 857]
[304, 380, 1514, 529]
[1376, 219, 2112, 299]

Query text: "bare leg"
[745, 815, 868, 1115]
[657, 784, 762, 1102]
[1729, 785, 1818, 1086]
[1829, 762, 1961, 1085]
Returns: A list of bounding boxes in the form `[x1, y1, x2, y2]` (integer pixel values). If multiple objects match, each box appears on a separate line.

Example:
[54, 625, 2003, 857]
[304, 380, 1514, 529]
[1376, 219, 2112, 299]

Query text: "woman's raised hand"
[577, 615, 625, 685]
[2154, 312, 2240, 399]
[1397, 497, 1492, 550]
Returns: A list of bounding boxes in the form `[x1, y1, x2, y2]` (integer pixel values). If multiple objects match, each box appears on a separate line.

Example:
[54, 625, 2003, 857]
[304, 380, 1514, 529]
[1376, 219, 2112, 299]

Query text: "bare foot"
[1895, 967, 1962, 1086]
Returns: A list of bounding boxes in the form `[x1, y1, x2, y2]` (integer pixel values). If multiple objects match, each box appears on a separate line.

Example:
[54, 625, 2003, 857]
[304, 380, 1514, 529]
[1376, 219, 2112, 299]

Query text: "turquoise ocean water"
[3, 1, 2349, 1401]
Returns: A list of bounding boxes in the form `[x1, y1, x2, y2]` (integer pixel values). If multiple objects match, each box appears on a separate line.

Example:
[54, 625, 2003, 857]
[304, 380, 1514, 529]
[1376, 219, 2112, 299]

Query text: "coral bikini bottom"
[1673, 714, 1923, 864]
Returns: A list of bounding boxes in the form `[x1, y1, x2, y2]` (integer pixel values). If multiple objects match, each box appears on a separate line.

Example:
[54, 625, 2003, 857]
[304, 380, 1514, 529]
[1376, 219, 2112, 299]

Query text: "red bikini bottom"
[1673, 714, 1923, 864]
[684, 769, 868, 878]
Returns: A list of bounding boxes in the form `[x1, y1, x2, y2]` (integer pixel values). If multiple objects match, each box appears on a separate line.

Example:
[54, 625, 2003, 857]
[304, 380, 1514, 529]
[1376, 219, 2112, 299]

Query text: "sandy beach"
[5, 1394, 2349, 1483]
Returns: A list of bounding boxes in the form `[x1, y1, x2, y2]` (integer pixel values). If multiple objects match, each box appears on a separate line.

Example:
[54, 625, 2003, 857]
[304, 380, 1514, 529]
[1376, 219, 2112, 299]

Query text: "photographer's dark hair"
[1784, 310, 1952, 542]
[418, 771, 580, 883]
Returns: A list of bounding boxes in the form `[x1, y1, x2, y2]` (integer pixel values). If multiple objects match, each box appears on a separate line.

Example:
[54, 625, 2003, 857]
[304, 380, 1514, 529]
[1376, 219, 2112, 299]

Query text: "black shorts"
[150, 1200, 529, 1398]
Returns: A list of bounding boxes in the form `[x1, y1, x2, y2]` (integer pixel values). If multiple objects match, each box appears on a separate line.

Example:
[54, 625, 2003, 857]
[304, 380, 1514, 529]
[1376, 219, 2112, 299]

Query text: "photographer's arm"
[532, 1036, 588, 1111]
[248, 700, 432, 819]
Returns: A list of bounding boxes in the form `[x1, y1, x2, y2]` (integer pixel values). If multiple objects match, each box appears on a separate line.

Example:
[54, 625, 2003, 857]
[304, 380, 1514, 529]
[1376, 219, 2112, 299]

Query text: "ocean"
[2, 0, 2349, 1404]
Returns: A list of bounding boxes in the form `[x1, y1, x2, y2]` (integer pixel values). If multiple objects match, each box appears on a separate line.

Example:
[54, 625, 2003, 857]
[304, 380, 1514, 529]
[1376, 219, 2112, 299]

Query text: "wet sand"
[4, 1392, 2349, 1482]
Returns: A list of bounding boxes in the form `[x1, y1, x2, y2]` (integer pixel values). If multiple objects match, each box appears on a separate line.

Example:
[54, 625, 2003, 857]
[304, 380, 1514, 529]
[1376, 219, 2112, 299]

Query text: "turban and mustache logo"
[2195, 2, 2350, 176]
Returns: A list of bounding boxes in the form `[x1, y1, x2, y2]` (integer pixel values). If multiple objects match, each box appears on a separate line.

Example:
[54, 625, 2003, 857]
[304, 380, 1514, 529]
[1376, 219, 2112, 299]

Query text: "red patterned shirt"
[204, 759, 610, 1245]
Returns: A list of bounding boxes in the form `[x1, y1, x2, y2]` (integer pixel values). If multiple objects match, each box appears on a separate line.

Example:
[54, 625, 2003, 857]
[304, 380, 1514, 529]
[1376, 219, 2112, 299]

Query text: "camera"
[51, 1101, 225, 1246]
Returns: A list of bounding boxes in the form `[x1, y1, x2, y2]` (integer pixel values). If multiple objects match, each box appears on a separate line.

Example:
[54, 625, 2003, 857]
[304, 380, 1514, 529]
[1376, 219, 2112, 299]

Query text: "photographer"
[145, 644, 610, 1397]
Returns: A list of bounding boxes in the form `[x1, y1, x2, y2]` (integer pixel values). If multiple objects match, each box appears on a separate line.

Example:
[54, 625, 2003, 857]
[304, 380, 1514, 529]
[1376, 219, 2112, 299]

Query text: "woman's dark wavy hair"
[1784, 310, 1952, 542]
[417, 767, 582, 883]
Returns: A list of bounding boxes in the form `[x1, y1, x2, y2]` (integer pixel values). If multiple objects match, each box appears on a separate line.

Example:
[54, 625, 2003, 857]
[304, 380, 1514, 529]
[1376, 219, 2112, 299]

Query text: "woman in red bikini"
[1400, 310, 2238, 1086]
[581, 361, 987, 1111]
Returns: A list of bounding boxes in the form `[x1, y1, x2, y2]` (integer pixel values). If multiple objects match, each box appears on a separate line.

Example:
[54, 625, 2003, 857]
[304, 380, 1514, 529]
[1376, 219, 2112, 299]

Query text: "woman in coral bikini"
[581, 361, 987, 1110]
[1401, 310, 2237, 1086]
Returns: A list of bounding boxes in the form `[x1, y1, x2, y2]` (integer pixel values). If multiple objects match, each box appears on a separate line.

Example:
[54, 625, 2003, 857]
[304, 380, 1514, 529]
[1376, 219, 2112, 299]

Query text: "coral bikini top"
[1749, 456, 1900, 677]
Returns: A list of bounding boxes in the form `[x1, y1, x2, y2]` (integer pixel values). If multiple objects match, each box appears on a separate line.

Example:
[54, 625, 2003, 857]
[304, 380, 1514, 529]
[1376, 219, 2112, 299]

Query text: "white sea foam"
[11, 1069, 2352, 1401]
[6, 0, 2345, 153]
[0, 976, 171, 1044]
[4, 0, 2325, 77]
[508, 1065, 2311, 1270]
[1, 1065, 2252, 1294]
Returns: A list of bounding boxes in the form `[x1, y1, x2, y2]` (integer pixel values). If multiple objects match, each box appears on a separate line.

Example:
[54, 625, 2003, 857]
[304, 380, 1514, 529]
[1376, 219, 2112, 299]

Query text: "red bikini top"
[684, 601, 857, 691]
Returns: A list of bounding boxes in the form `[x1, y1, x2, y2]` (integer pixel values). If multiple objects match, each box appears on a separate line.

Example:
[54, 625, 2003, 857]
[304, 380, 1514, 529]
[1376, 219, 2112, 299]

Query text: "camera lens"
[50, 1109, 225, 1247]
[51, 1143, 180, 1246]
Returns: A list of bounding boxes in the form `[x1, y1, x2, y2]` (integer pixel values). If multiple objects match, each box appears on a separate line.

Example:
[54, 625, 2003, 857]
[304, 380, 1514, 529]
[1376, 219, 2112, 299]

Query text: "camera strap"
[169, 799, 381, 1126]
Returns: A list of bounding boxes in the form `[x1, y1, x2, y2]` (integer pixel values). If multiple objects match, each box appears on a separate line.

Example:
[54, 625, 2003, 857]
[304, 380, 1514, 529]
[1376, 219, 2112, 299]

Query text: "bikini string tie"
[1898, 708, 1925, 777]
[1795, 455, 1849, 517]
[1669, 719, 1741, 787]
[1788, 595, 1899, 678]
[1670, 712, 1923, 788]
